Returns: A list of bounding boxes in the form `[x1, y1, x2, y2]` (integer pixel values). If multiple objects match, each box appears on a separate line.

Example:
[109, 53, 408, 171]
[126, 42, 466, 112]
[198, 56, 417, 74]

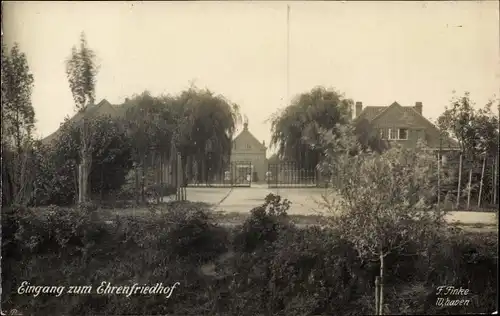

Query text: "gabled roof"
[357, 101, 459, 149]
[232, 126, 266, 151]
[42, 99, 118, 145]
[357, 106, 388, 121]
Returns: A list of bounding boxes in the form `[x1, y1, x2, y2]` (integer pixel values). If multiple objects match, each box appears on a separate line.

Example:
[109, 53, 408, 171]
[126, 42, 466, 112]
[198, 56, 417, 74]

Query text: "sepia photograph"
[1, 1, 499, 315]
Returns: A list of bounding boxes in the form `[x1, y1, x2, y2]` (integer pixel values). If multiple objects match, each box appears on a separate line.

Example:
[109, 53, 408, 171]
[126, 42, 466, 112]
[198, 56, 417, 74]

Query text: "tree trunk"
[466, 168, 472, 210]
[157, 153, 162, 204]
[437, 152, 441, 207]
[379, 253, 384, 315]
[456, 153, 462, 208]
[478, 156, 486, 207]
[100, 163, 104, 202]
[79, 117, 92, 204]
[134, 163, 139, 205]
[141, 160, 146, 204]
[78, 164, 84, 203]
[375, 276, 380, 315]
[493, 154, 498, 205]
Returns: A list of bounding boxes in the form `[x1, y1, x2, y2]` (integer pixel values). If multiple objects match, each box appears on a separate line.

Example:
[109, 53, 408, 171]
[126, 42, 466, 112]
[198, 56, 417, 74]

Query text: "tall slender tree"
[1, 42, 35, 205]
[65, 32, 99, 203]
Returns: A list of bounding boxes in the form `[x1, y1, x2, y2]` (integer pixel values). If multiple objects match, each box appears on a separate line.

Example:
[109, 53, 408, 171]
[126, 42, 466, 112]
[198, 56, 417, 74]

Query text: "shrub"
[159, 202, 229, 264]
[2, 201, 497, 315]
[232, 193, 291, 253]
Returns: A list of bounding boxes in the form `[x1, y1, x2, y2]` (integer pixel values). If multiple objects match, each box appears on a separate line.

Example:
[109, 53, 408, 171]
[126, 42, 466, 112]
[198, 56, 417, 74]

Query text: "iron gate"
[187, 161, 252, 187]
[267, 162, 318, 188]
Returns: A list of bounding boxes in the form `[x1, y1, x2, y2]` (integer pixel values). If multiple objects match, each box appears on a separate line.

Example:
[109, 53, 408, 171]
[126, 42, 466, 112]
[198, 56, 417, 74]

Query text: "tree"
[270, 86, 352, 170]
[353, 117, 388, 154]
[174, 86, 241, 183]
[1, 42, 35, 205]
[31, 115, 132, 206]
[65, 32, 99, 203]
[437, 91, 499, 158]
[124, 91, 177, 203]
[318, 126, 450, 315]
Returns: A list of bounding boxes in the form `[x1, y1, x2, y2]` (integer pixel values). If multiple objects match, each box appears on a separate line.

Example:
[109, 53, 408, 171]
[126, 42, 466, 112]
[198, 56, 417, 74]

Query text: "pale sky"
[3, 1, 499, 156]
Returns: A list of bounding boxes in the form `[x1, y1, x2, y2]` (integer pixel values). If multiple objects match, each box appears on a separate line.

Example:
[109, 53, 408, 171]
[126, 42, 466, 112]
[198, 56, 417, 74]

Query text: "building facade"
[230, 122, 268, 182]
[354, 101, 460, 155]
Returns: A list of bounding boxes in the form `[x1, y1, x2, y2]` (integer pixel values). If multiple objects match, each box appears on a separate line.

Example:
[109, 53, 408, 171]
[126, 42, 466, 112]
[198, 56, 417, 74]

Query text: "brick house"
[354, 101, 460, 161]
[230, 122, 268, 182]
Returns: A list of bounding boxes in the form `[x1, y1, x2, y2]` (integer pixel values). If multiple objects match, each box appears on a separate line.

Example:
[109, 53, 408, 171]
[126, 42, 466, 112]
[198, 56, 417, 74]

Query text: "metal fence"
[267, 162, 319, 188]
[187, 161, 252, 188]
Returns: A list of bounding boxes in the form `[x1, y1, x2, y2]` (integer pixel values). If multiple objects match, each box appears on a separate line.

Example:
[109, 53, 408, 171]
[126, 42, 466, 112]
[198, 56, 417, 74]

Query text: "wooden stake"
[478, 156, 486, 207]
[456, 154, 462, 208]
[467, 168, 472, 210]
[379, 253, 384, 316]
[494, 154, 498, 205]
[437, 152, 441, 207]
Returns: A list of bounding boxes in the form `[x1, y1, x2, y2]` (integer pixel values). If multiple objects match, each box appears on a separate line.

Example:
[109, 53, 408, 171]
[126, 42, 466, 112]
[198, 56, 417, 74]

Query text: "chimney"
[262, 140, 266, 147]
[415, 102, 423, 115]
[355, 101, 363, 118]
[243, 122, 248, 131]
[125, 98, 130, 103]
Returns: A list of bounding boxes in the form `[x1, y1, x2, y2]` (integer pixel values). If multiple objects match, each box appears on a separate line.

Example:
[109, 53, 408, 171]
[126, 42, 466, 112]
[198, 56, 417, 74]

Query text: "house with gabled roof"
[231, 121, 267, 182]
[354, 101, 460, 155]
[42, 99, 120, 145]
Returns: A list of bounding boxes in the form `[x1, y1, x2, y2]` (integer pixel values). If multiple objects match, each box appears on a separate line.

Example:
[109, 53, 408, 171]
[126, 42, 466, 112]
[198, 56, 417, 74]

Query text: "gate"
[187, 161, 252, 188]
[267, 162, 318, 188]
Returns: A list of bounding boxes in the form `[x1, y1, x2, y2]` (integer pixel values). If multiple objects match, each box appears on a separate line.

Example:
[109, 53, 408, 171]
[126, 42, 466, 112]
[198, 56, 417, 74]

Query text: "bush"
[2, 200, 497, 315]
[29, 116, 133, 207]
[233, 193, 291, 253]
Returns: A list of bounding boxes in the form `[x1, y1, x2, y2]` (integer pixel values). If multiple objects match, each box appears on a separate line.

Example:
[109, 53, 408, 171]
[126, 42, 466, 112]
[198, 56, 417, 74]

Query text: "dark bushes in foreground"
[2, 195, 497, 315]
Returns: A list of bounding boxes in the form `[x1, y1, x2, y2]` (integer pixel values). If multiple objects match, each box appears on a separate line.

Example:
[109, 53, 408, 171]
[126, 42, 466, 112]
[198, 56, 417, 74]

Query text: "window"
[246, 144, 251, 149]
[398, 128, 408, 140]
[389, 129, 398, 140]
[388, 128, 408, 140]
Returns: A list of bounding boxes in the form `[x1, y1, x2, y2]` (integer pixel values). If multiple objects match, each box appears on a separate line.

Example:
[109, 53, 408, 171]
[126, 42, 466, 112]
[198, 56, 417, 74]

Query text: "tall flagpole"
[286, 4, 290, 106]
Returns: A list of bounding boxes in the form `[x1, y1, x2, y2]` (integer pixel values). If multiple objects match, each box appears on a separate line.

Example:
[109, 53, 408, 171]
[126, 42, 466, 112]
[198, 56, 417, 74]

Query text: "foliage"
[319, 125, 455, 314]
[1, 199, 497, 316]
[353, 117, 389, 153]
[322, 137, 450, 258]
[31, 116, 132, 206]
[174, 86, 241, 181]
[270, 86, 353, 170]
[1, 42, 36, 206]
[1, 42, 35, 148]
[124, 91, 176, 163]
[65, 32, 99, 110]
[233, 193, 291, 253]
[437, 91, 499, 158]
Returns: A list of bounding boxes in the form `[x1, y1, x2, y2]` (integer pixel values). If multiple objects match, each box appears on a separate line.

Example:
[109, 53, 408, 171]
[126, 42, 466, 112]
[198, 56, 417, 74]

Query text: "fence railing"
[186, 161, 252, 188]
[267, 162, 319, 188]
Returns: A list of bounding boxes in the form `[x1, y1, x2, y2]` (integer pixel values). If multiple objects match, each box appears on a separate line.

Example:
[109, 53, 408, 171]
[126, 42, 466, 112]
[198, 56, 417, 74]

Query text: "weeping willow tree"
[174, 86, 242, 183]
[270, 86, 353, 170]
